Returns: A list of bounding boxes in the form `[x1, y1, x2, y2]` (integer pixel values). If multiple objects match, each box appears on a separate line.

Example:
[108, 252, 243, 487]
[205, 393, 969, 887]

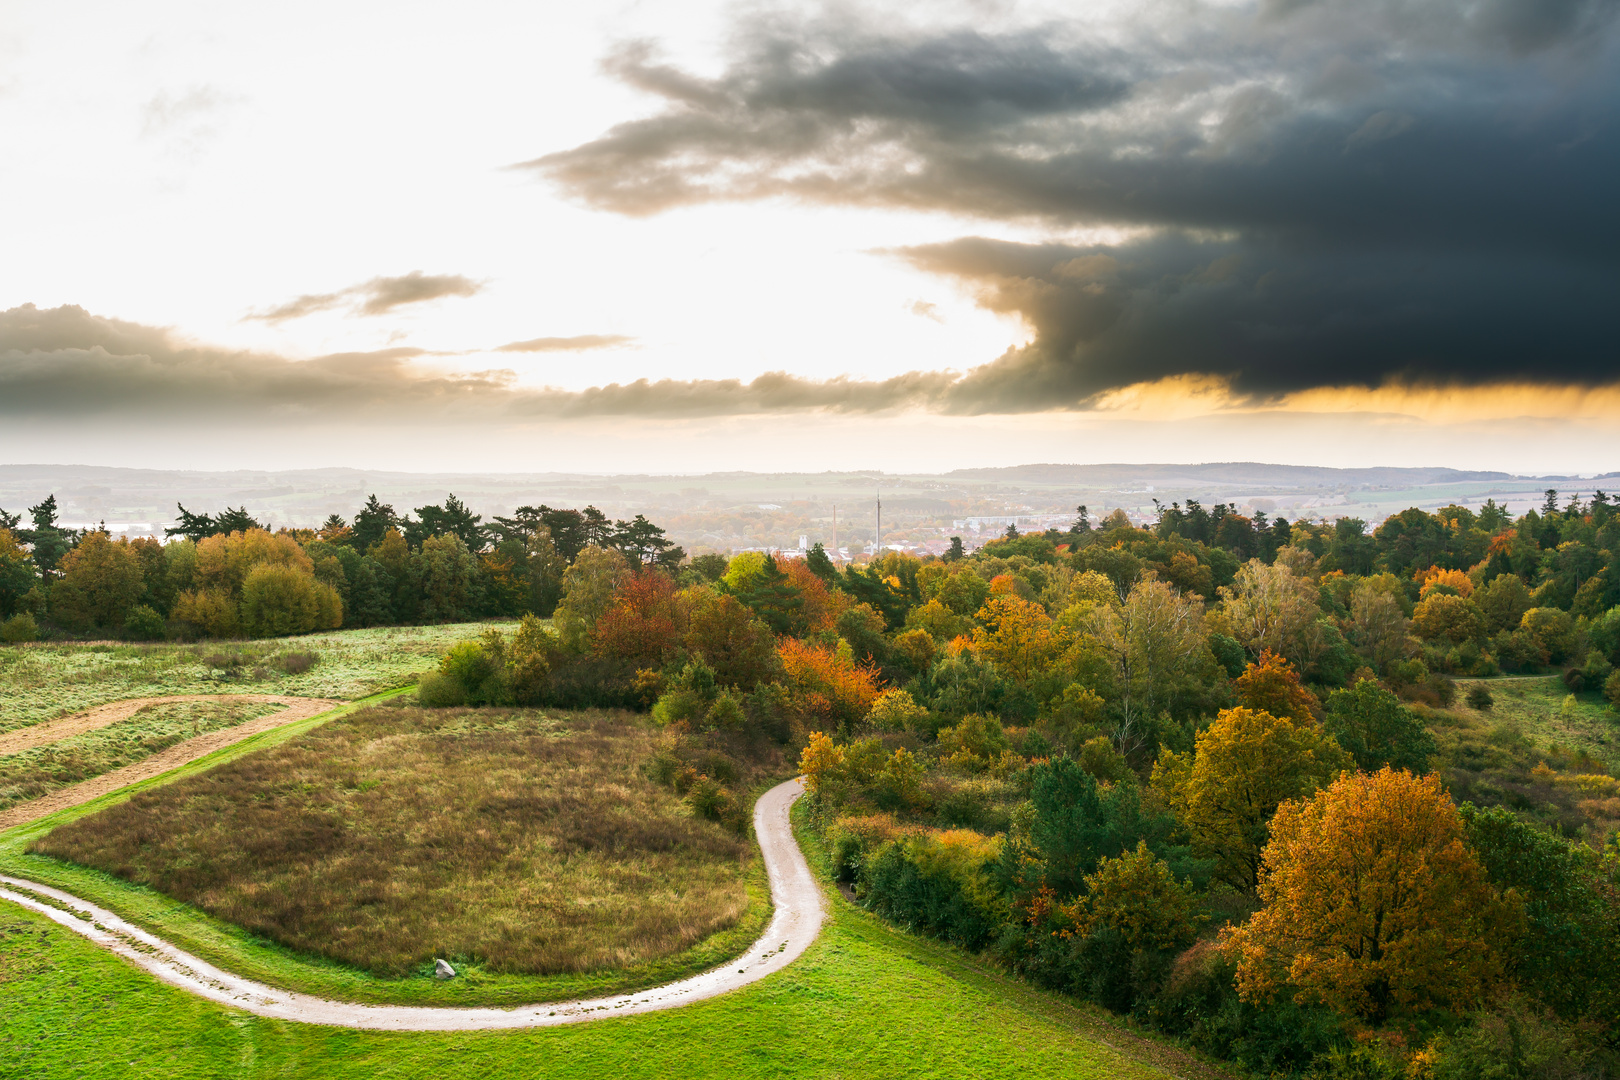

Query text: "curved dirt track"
[0, 695, 345, 831]
[0, 777, 821, 1030]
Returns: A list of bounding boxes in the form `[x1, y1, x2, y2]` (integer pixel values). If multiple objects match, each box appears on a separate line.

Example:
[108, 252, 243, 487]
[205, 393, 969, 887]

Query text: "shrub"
[862, 830, 1005, 949]
[1607, 669, 1620, 710]
[1465, 685, 1493, 711]
[278, 650, 318, 675]
[867, 688, 927, 732]
[1, 611, 39, 643]
[416, 670, 468, 707]
[123, 604, 167, 641]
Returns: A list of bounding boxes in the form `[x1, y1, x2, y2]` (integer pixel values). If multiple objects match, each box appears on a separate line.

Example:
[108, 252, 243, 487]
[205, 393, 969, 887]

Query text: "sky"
[0, 0, 1616, 475]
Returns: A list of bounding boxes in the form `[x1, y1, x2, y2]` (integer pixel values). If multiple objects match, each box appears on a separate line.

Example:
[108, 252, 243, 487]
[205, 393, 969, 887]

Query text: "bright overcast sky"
[1, 0, 1616, 474]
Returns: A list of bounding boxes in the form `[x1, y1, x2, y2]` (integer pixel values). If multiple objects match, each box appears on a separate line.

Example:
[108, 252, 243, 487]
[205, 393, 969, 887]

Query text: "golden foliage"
[1224, 769, 1517, 1022]
[1155, 706, 1352, 891]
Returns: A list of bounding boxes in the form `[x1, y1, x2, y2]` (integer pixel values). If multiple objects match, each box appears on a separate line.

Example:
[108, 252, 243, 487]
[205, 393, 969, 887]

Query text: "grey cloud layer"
[0, 304, 950, 421]
[529, 0, 1620, 395]
[247, 272, 484, 323]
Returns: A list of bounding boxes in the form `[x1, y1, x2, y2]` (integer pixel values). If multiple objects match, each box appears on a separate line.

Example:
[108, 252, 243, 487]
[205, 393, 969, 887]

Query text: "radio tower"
[875, 490, 882, 557]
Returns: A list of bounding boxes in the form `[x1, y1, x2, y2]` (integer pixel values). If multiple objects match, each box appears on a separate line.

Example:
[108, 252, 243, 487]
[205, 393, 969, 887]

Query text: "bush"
[123, 604, 167, 641]
[240, 564, 343, 638]
[1607, 669, 1620, 710]
[278, 650, 318, 675]
[416, 670, 467, 707]
[1465, 684, 1493, 711]
[1, 611, 39, 643]
[1431, 997, 1617, 1080]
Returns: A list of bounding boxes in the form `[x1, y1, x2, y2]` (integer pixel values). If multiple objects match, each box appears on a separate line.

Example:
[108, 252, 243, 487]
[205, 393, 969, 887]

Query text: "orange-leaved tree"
[591, 569, 686, 667]
[1234, 650, 1320, 722]
[1223, 768, 1519, 1024]
[1153, 706, 1351, 891]
[777, 638, 881, 728]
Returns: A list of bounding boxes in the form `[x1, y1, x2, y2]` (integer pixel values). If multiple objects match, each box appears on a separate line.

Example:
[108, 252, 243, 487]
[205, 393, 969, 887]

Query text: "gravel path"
[0, 696, 345, 831]
[0, 776, 819, 1030]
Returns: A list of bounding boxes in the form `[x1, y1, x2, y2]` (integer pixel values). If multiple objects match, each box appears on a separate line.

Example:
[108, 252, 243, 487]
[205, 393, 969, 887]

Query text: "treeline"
[414, 492, 1620, 1078]
[0, 492, 682, 642]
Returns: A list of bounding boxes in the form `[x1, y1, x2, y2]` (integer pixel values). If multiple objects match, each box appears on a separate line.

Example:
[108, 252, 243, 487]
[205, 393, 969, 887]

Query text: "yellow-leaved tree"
[1223, 768, 1519, 1023]
[1153, 706, 1352, 891]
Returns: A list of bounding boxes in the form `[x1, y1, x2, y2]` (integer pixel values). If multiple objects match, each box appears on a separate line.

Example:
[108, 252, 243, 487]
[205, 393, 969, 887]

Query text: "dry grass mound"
[31, 706, 752, 977]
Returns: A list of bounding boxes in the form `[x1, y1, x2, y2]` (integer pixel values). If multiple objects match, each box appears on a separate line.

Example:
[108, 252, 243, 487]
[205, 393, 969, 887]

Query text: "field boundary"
[0, 777, 822, 1030]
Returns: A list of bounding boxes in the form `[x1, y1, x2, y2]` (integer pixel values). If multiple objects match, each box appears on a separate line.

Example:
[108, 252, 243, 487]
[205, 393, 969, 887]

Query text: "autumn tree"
[194, 528, 312, 597]
[1410, 592, 1487, 644]
[1074, 841, 1205, 954]
[50, 531, 145, 630]
[1219, 559, 1321, 670]
[1224, 769, 1516, 1023]
[777, 637, 880, 728]
[590, 569, 685, 667]
[1233, 650, 1319, 722]
[972, 594, 1067, 686]
[239, 563, 343, 637]
[1154, 706, 1352, 891]
[682, 588, 779, 689]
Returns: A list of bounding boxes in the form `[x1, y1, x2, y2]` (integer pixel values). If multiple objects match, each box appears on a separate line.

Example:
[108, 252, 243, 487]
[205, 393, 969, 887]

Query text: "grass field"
[0, 801, 1214, 1080]
[1432, 675, 1620, 839]
[0, 622, 507, 736]
[0, 699, 285, 811]
[1452, 675, 1619, 762]
[32, 706, 756, 979]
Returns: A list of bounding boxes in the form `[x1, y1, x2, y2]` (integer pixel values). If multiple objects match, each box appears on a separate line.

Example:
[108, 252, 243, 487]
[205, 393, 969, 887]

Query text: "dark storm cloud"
[495, 334, 635, 352]
[525, 0, 1620, 396]
[247, 272, 484, 323]
[0, 304, 949, 421]
[900, 235, 1620, 409]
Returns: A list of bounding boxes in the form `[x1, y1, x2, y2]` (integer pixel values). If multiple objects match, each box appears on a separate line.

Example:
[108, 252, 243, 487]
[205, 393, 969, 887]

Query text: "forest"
[409, 489, 1620, 1079]
[5, 487, 1620, 1077]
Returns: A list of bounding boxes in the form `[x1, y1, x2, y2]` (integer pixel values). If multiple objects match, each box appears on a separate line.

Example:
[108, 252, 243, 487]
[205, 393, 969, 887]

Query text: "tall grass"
[31, 706, 752, 977]
[0, 699, 283, 810]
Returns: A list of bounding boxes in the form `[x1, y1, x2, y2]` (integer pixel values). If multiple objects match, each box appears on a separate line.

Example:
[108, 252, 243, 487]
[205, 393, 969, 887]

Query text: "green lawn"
[0, 810, 1213, 1080]
[0, 623, 507, 736]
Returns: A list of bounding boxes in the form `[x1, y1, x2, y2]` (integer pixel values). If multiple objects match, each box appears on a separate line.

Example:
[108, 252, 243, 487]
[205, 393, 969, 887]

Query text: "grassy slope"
[0, 809, 1212, 1080]
[1452, 675, 1619, 763]
[0, 622, 506, 735]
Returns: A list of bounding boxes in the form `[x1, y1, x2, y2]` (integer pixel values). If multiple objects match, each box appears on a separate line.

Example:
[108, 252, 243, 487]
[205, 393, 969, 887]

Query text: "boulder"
[434, 958, 456, 980]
